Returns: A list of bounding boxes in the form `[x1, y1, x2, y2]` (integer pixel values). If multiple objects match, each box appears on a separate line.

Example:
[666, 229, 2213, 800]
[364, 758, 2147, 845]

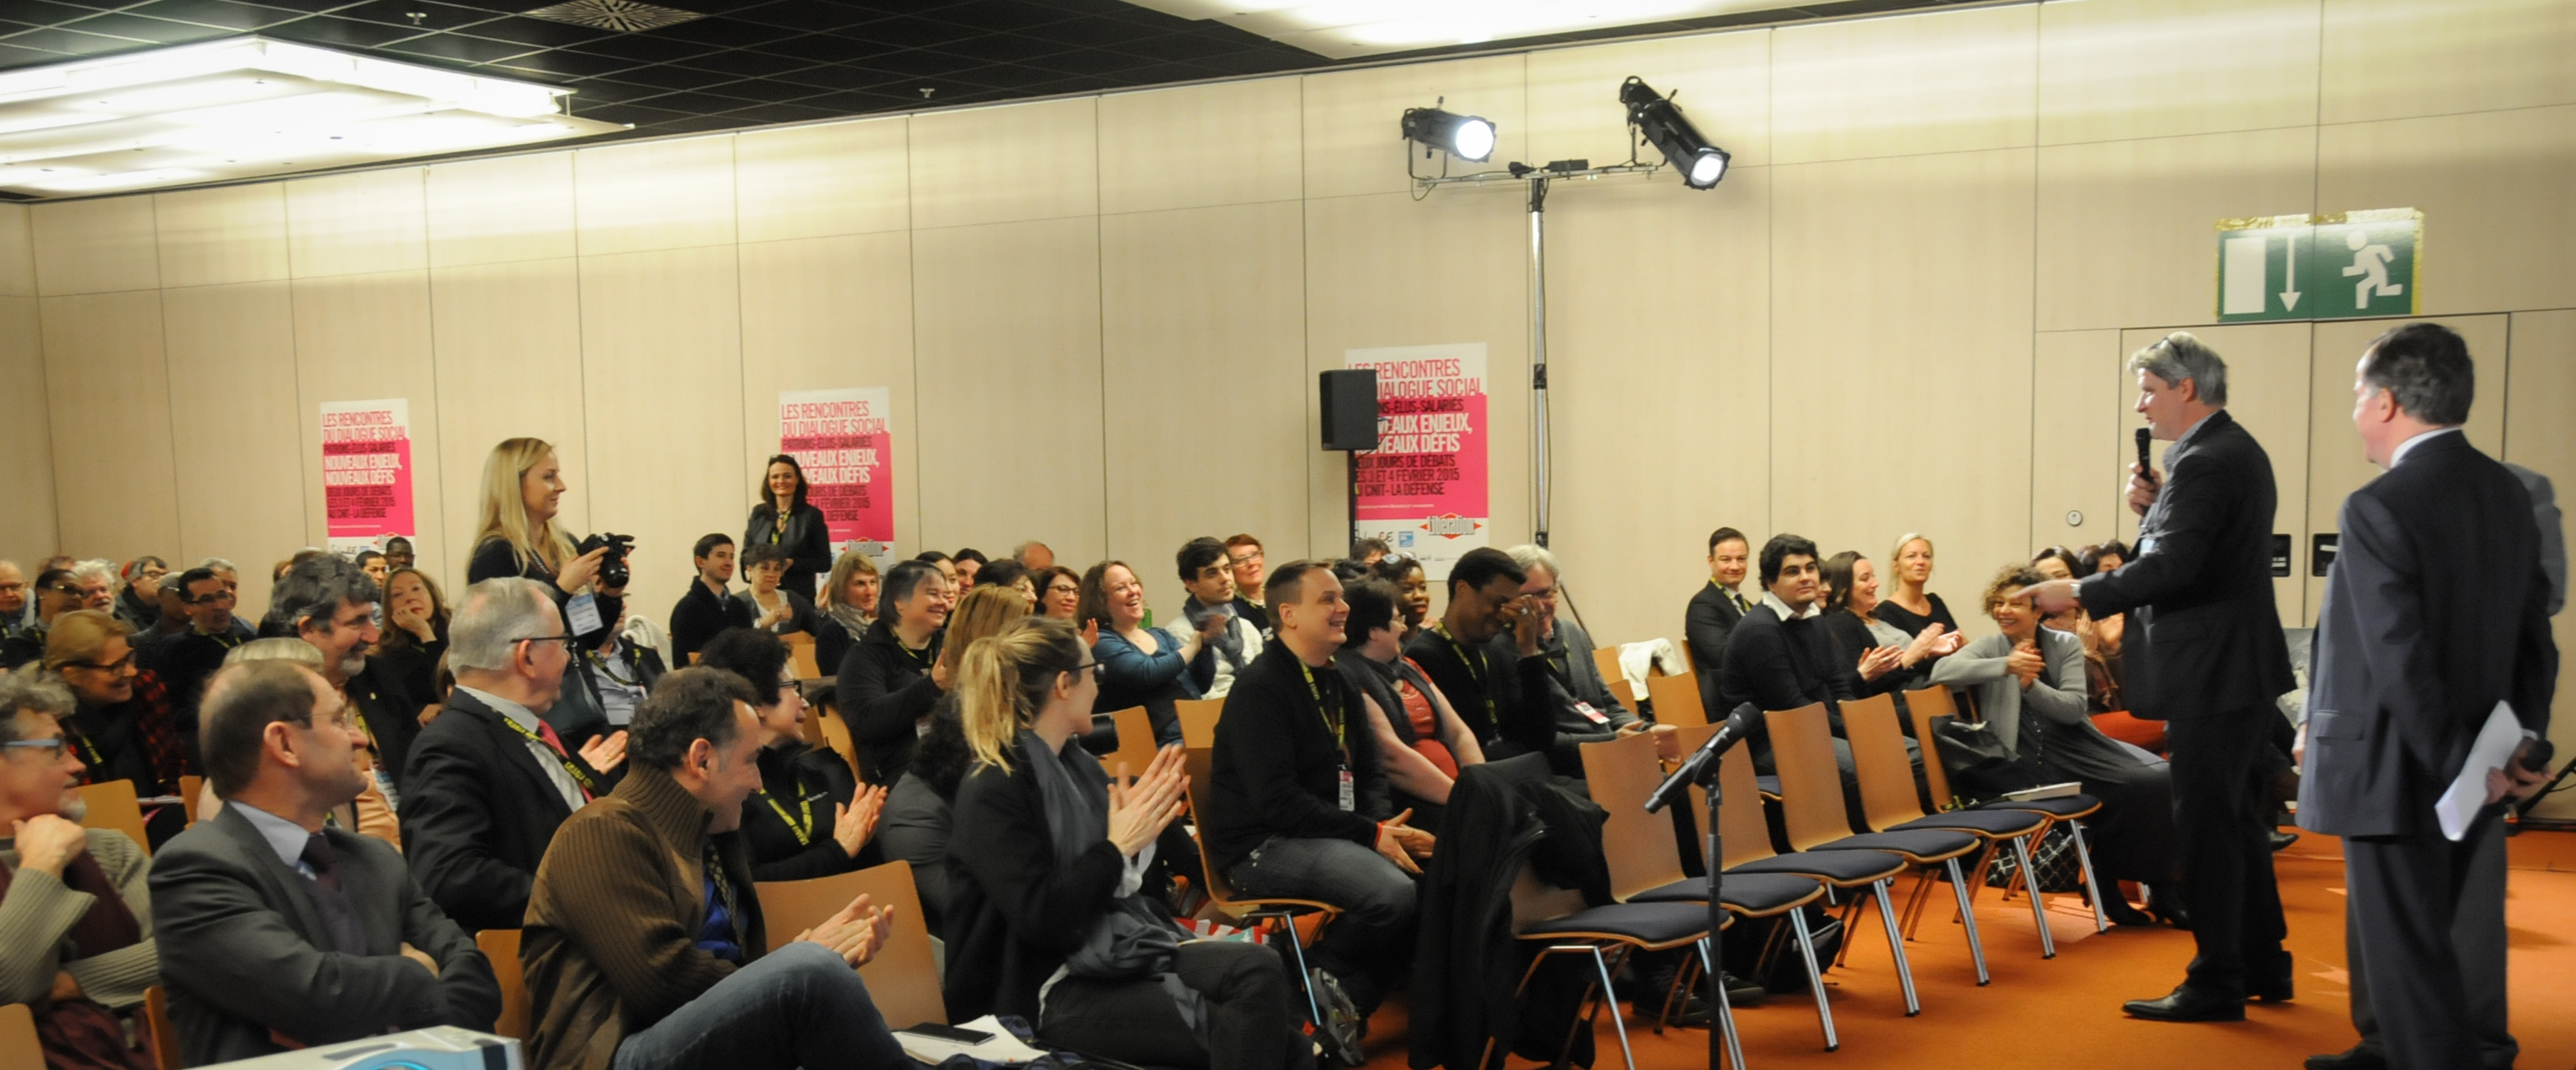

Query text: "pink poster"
[320, 398, 414, 552]
[779, 387, 895, 567]
[1346, 344, 1489, 578]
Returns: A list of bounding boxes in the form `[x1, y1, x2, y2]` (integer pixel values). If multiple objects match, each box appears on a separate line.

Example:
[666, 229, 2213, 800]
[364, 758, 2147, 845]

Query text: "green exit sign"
[2215, 208, 2421, 322]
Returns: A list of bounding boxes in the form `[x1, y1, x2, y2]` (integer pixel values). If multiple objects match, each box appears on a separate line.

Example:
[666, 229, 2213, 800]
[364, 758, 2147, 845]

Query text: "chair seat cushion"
[1755, 775, 1782, 797]
[1890, 809, 2048, 837]
[1631, 873, 1823, 914]
[1520, 902, 1712, 947]
[1728, 849, 1907, 884]
[1977, 794, 2102, 818]
[1810, 828, 1980, 859]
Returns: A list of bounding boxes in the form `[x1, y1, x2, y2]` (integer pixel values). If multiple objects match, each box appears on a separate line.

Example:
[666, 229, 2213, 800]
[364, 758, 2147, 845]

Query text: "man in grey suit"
[148, 660, 498, 1066]
[2295, 322, 2557, 1070]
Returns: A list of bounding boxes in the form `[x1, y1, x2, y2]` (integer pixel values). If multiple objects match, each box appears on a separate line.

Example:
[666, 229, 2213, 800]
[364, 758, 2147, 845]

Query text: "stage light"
[1619, 76, 1727, 189]
[1401, 106, 1496, 163]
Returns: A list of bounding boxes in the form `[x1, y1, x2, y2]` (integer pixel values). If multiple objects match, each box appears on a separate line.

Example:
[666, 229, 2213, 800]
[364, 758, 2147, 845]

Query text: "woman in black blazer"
[746, 454, 834, 599]
[698, 628, 884, 880]
[465, 438, 624, 643]
[944, 618, 1311, 1070]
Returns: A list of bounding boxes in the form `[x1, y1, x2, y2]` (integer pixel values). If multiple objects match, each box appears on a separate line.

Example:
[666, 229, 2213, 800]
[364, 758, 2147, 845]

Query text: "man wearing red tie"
[401, 577, 629, 932]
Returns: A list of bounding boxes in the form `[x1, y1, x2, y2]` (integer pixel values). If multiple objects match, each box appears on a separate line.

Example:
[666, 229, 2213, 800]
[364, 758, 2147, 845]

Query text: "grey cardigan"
[1927, 628, 2086, 757]
[0, 828, 158, 1009]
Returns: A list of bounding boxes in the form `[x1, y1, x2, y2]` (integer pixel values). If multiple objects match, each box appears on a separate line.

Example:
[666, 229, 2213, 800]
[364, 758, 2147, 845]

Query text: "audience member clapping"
[1083, 560, 1210, 751]
[696, 628, 881, 881]
[1820, 549, 1963, 698]
[1874, 533, 1960, 644]
[1177, 537, 1265, 699]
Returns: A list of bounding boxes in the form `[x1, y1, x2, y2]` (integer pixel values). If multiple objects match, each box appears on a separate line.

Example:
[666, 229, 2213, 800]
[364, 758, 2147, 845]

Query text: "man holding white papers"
[2298, 322, 2557, 1070]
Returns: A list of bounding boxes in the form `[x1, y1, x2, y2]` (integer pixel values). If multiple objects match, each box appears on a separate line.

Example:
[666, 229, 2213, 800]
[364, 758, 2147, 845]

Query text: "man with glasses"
[1502, 544, 1646, 774]
[401, 577, 614, 931]
[1223, 534, 1272, 635]
[0, 560, 29, 630]
[149, 568, 247, 764]
[1, 567, 84, 670]
[150, 660, 498, 1064]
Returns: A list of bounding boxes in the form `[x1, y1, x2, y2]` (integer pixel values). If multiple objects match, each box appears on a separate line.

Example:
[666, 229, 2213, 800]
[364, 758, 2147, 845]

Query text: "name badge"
[565, 593, 604, 635]
[1338, 768, 1355, 812]
[1575, 701, 1611, 725]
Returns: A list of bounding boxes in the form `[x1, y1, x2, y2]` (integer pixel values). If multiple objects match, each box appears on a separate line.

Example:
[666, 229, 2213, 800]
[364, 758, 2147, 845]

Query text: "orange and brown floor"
[1355, 827, 2576, 1069]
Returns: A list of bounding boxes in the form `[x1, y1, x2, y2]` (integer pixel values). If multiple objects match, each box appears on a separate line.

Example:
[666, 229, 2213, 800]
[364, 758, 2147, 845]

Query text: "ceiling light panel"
[0, 37, 625, 198]
[1122, 0, 1786, 58]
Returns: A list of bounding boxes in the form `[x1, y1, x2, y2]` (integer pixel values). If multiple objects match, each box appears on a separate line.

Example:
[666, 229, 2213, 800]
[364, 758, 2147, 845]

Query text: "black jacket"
[1684, 579, 1750, 716]
[400, 689, 604, 932]
[814, 611, 867, 679]
[467, 538, 624, 647]
[731, 588, 818, 639]
[745, 502, 834, 599]
[348, 658, 423, 793]
[668, 581, 752, 668]
[1823, 611, 1929, 698]
[942, 748, 1126, 1022]
[1228, 595, 1271, 637]
[1405, 625, 1556, 757]
[837, 618, 945, 786]
[2076, 409, 2294, 720]
[1530, 621, 1638, 748]
[740, 742, 865, 881]
[1205, 642, 1390, 873]
[1717, 604, 1855, 735]
[2301, 431, 2558, 837]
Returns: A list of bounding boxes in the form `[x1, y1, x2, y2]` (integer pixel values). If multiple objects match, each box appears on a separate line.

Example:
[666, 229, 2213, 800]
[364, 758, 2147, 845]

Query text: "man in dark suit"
[150, 660, 497, 1066]
[669, 534, 752, 669]
[2034, 332, 2296, 1021]
[2293, 323, 2556, 1070]
[1684, 526, 1755, 719]
[401, 577, 621, 933]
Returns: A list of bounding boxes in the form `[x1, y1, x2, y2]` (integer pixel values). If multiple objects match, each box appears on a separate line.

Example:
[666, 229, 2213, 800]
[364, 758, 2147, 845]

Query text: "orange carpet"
[1354, 827, 2576, 1069]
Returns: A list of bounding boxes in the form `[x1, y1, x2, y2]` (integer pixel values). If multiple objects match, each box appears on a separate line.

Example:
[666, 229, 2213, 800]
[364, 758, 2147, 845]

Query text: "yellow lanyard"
[757, 781, 814, 845]
[498, 715, 599, 796]
[1432, 622, 1496, 721]
[1297, 660, 1347, 757]
[71, 730, 104, 770]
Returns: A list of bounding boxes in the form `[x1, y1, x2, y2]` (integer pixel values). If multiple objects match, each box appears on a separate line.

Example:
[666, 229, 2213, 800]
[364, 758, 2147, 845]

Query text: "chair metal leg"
[1565, 947, 1637, 1070]
[1251, 909, 1324, 1024]
[1787, 909, 1838, 1051]
[1943, 857, 1990, 985]
[2009, 836, 2058, 959]
[1870, 878, 1921, 1016]
[2067, 818, 2110, 933]
[1700, 938, 1746, 1070]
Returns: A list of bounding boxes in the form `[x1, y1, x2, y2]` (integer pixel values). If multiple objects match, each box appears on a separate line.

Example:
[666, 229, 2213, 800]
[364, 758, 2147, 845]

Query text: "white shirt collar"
[1761, 591, 1821, 621]
[458, 685, 542, 733]
[228, 800, 317, 872]
[2384, 426, 2463, 471]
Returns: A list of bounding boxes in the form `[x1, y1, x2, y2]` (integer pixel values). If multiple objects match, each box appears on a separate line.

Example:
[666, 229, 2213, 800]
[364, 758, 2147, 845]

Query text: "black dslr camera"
[578, 533, 635, 590]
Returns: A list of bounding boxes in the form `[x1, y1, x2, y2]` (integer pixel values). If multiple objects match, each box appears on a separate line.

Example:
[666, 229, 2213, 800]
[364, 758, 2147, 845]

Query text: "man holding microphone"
[2031, 331, 2294, 1022]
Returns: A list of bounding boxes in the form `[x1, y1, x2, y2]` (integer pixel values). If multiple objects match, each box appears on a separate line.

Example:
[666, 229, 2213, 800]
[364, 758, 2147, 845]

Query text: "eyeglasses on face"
[71, 652, 135, 672]
[185, 590, 236, 606]
[44, 585, 80, 597]
[2, 738, 69, 761]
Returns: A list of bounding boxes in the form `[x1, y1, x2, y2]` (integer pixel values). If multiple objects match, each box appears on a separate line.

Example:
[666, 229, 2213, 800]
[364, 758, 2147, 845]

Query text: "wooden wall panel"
[1524, 30, 1770, 177]
[2316, 105, 2576, 317]
[429, 257, 593, 581]
[2036, 127, 2317, 331]
[578, 246, 745, 622]
[426, 152, 579, 267]
[31, 198, 158, 296]
[2503, 310, 2576, 821]
[1098, 79, 1304, 216]
[1301, 56, 1527, 201]
[1543, 169, 1772, 648]
[2115, 323, 2315, 627]
[162, 282, 303, 619]
[2037, 0, 2321, 145]
[911, 217, 1104, 563]
[289, 271, 446, 579]
[0, 205, 34, 298]
[2320, 0, 2576, 123]
[736, 119, 910, 243]
[2031, 330, 2125, 558]
[1100, 201, 1307, 617]
[284, 169, 428, 278]
[909, 100, 1099, 231]
[39, 292, 177, 558]
[0, 296, 55, 558]
[1772, 5, 2037, 164]
[155, 185, 290, 289]
[575, 137, 738, 256]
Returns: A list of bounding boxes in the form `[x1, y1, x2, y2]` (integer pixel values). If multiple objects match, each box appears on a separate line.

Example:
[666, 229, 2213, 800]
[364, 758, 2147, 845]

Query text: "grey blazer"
[147, 805, 500, 1066]
[1927, 629, 2086, 758]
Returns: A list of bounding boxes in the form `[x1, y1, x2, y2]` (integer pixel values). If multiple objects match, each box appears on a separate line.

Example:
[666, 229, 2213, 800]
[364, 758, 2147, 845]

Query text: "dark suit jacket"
[2077, 409, 2294, 720]
[1715, 604, 1855, 734]
[745, 502, 834, 598]
[400, 690, 601, 932]
[2299, 433, 2558, 838]
[1685, 580, 1750, 715]
[148, 806, 498, 1066]
[667, 581, 752, 669]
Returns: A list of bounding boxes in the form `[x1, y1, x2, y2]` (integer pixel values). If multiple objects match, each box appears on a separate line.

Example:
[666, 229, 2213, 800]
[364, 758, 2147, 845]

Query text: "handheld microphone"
[1645, 704, 1758, 813]
[2134, 427, 2153, 472]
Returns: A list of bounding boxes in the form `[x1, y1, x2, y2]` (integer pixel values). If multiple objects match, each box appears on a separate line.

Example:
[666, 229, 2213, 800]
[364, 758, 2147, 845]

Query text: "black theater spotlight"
[1401, 104, 1496, 163]
[1620, 76, 1728, 189]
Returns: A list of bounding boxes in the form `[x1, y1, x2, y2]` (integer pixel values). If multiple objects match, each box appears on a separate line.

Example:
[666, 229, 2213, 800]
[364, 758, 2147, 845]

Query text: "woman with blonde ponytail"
[944, 618, 1314, 1070]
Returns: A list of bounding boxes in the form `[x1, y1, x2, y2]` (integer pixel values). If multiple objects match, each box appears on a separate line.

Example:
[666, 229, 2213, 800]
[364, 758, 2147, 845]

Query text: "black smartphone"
[899, 1023, 994, 1045]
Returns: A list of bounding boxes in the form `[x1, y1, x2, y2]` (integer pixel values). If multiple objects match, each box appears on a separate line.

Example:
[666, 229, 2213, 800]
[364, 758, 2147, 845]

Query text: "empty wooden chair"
[757, 860, 945, 1030]
[1840, 694, 2053, 964]
[474, 930, 527, 1041]
[1174, 697, 1223, 750]
[75, 780, 150, 855]
[177, 776, 203, 827]
[1106, 706, 1158, 781]
[1644, 671, 1708, 729]
[0, 1003, 41, 1070]
[815, 706, 862, 781]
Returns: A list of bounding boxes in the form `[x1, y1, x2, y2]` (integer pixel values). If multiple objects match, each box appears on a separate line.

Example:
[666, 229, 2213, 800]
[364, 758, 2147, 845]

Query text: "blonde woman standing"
[466, 438, 627, 641]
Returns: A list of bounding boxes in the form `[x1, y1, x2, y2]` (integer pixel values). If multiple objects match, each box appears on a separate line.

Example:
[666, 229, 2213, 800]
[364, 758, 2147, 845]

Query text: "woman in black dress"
[745, 454, 834, 600]
[697, 628, 883, 881]
[1873, 532, 1960, 651]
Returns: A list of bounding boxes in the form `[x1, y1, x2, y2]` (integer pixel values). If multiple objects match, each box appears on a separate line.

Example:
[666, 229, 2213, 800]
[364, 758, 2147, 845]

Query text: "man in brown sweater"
[521, 667, 906, 1070]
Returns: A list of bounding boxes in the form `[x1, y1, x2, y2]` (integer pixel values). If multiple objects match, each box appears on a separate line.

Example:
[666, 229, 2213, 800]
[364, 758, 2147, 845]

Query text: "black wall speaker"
[1320, 369, 1380, 452]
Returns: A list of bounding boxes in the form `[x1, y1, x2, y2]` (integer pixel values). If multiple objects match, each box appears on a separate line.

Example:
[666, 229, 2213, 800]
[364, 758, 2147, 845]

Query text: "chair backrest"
[1578, 731, 1686, 901]
[1841, 693, 1931, 832]
[1669, 723, 1772, 870]
[756, 861, 946, 1028]
[1180, 779, 1246, 903]
[1175, 698, 1223, 750]
[1644, 671, 1707, 728]
[1591, 646, 1634, 706]
[0, 1002, 41, 1070]
[784, 635, 822, 680]
[816, 707, 861, 780]
[1900, 686, 1959, 808]
[1762, 703, 1856, 852]
[1106, 706, 1157, 781]
[143, 984, 179, 1069]
[474, 930, 527, 1041]
[177, 776, 203, 827]
[76, 780, 149, 856]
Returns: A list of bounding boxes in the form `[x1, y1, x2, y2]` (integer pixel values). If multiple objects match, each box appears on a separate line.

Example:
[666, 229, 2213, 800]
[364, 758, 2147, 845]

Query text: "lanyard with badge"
[498, 715, 599, 797]
[1298, 660, 1356, 812]
[1432, 621, 1498, 728]
[756, 780, 815, 845]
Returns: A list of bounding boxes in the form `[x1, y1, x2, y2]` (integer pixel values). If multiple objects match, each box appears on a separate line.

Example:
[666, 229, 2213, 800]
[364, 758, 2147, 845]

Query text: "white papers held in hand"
[2435, 702, 2523, 842]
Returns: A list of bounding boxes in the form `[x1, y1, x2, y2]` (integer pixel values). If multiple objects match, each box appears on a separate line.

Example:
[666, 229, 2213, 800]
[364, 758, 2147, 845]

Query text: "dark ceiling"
[0, 0, 1977, 141]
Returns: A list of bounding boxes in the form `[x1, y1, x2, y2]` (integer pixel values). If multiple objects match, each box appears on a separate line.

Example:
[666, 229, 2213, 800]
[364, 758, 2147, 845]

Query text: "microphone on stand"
[1646, 703, 1758, 814]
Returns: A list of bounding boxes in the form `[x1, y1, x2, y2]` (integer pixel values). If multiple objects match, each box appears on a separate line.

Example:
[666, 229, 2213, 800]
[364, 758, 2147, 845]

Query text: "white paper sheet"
[2435, 702, 2524, 841]
[895, 1015, 1048, 1065]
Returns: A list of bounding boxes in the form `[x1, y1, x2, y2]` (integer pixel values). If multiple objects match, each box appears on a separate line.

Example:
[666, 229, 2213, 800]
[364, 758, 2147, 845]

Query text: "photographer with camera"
[466, 438, 635, 648]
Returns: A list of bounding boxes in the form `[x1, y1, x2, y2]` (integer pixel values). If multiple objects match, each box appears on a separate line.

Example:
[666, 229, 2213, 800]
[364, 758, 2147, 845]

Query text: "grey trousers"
[2345, 817, 2516, 1068]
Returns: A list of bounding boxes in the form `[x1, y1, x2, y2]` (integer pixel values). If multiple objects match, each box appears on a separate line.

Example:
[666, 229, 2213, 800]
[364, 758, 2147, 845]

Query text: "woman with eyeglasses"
[1035, 566, 1081, 622]
[41, 611, 187, 849]
[697, 628, 883, 881]
[746, 454, 835, 600]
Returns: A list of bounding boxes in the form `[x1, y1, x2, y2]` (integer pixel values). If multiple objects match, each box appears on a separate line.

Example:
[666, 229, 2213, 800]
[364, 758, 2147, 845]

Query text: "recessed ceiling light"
[1122, 0, 1783, 58]
[0, 37, 627, 198]
[522, 0, 706, 33]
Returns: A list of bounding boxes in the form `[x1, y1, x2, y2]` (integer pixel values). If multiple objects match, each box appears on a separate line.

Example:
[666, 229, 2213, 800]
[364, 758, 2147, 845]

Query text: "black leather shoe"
[2304, 1045, 2388, 1070]
[2270, 830, 2301, 852]
[2144, 891, 2191, 930]
[2101, 893, 2154, 927]
[2122, 984, 2245, 1021]
[2250, 974, 2295, 1002]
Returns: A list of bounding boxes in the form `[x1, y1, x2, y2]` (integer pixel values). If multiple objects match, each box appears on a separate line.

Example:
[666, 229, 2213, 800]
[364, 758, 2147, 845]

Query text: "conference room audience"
[813, 551, 881, 674]
[696, 628, 881, 881]
[1873, 533, 1961, 648]
[45, 612, 187, 847]
[839, 560, 951, 786]
[1338, 578, 1483, 824]
[1085, 560, 1211, 751]
[1223, 535, 1272, 634]
[1820, 550, 1962, 699]
[974, 558, 1033, 600]
[3, 567, 83, 669]
[734, 544, 818, 639]
[520, 667, 906, 1070]
[1037, 566, 1081, 621]
[0, 669, 160, 1070]
[111, 558, 165, 633]
[2031, 548, 2125, 711]
[1930, 566, 2176, 924]
[372, 567, 451, 718]
[130, 581, 190, 657]
[205, 638, 400, 850]
[1351, 538, 1391, 567]
[1405, 548, 1553, 758]
[402, 578, 617, 932]
[151, 660, 498, 1066]
[945, 616, 1313, 1069]
[1683, 526, 1755, 719]
[268, 557, 420, 808]
[1373, 556, 1431, 641]
[915, 550, 957, 588]
[354, 550, 388, 587]
[1209, 560, 1431, 1016]
[1503, 544, 1645, 767]
[671, 535, 753, 668]
[466, 438, 625, 646]
[1177, 537, 1265, 699]
[745, 454, 834, 599]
